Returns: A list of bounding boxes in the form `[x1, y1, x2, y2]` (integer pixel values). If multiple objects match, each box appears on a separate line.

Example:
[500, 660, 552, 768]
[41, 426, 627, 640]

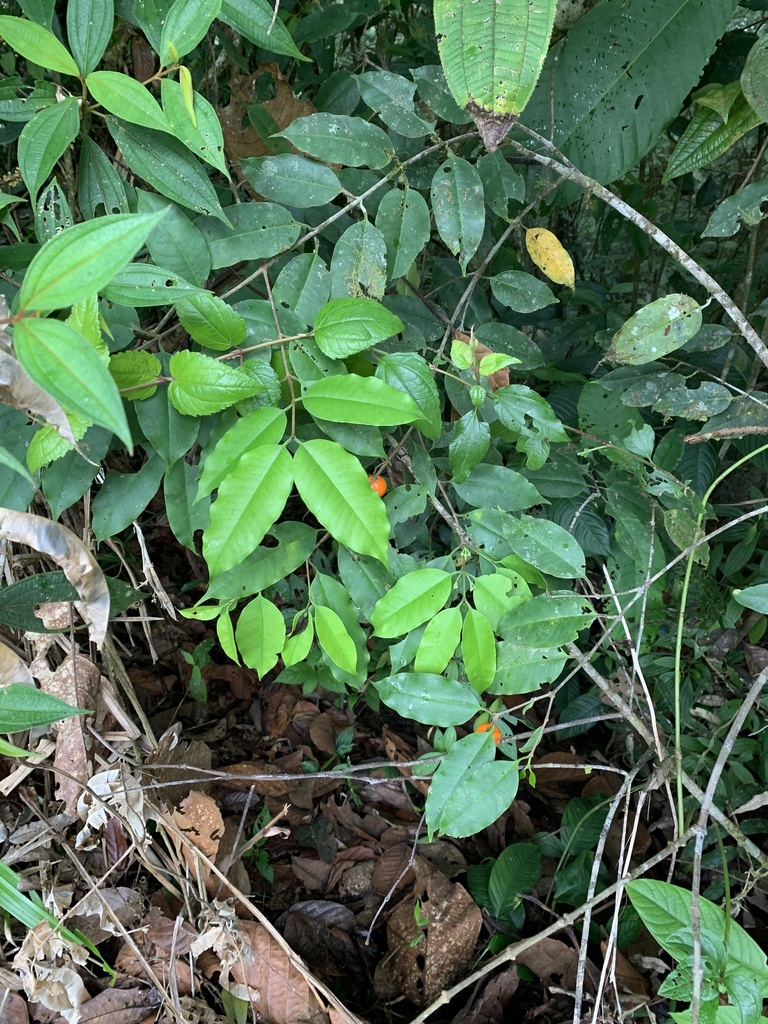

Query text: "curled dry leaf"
[13, 923, 89, 1024]
[48, 655, 100, 817]
[0, 510, 109, 648]
[62, 986, 163, 1024]
[76, 765, 146, 848]
[0, 641, 33, 687]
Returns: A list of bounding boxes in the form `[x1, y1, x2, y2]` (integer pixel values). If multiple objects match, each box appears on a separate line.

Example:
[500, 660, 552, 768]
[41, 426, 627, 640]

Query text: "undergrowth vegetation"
[0, 0, 767, 1021]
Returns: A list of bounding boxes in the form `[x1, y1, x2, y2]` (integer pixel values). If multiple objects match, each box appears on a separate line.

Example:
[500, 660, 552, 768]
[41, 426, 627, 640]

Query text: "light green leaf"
[498, 593, 594, 647]
[106, 118, 228, 222]
[0, 444, 36, 485]
[109, 351, 161, 401]
[176, 293, 246, 351]
[733, 584, 768, 614]
[235, 596, 286, 679]
[282, 616, 314, 668]
[160, 78, 228, 176]
[462, 607, 496, 693]
[198, 407, 286, 499]
[375, 673, 483, 726]
[293, 439, 390, 564]
[330, 219, 388, 299]
[372, 568, 453, 637]
[414, 605, 463, 674]
[199, 202, 300, 268]
[18, 98, 80, 203]
[302, 374, 421, 426]
[703, 182, 768, 238]
[203, 521, 317, 602]
[491, 644, 567, 693]
[375, 187, 431, 278]
[87, 72, 171, 133]
[0, 683, 86, 731]
[0, 16, 79, 75]
[434, 760, 520, 839]
[430, 154, 485, 273]
[101, 263, 201, 306]
[14, 318, 131, 446]
[314, 605, 357, 674]
[376, 352, 442, 441]
[276, 113, 393, 169]
[203, 444, 293, 577]
[168, 350, 265, 416]
[218, 0, 308, 61]
[241, 154, 341, 208]
[608, 294, 702, 365]
[18, 211, 166, 312]
[314, 298, 403, 358]
[67, 0, 114, 75]
[160, 0, 221, 65]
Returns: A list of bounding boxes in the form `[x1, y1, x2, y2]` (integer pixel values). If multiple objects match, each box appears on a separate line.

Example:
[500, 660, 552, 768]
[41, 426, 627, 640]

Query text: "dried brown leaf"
[0, 512, 109, 648]
[0, 642, 33, 687]
[47, 655, 99, 816]
[516, 937, 579, 990]
[171, 791, 224, 888]
[601, 943, 651, 1002]
[0, 988, 29, 1024]
[462, 966, 519, 1024]
[309, 712, 339, 758]
[54, 987, 162, 1024]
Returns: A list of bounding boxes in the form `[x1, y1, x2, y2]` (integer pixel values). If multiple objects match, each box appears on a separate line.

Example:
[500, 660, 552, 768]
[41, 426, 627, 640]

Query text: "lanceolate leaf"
[197, 407, 287, 499]
[663, 94, 761, 182]
[160, 0, 222, 65]
[235, 596, 286, 679]
[293, 439, 390, 564]
[218, 0, 308, 61]
[431, 155, 485, 273]
[0, 16, 80, 76]
[434, 0, 557, 149]
[18, 98, 80, 203]
[376, 353, 442, 440]
[13, 319, 131, 446]
[203, 445, 293, 577]
[314, 605, 357, 674]
[161, 79, 228, 176]
[86, 72, 171, 133]
[67, 0, 114, 75]
[371, 569, 453, 637]
[522, 0, 739, 184]
[18, 211, 166, 312]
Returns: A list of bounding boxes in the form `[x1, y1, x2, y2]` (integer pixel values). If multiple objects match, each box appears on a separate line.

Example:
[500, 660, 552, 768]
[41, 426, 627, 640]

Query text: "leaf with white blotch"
[742, 35, 768, 122]
[0, 510, 109, 648]
[608, 294, 702, 365]
[203, 445, 293, 578]
[430, 155, 485, 273]
[168, 351, 265, 416]
[241, 154, 341, 208]
[314, 298, 403, 358]
[293, 440, 390, 564]
[498, 593, 594, 647]
[501, 515, 586, 579]
[275, 113, 393, 169]
[330, 219, 388, 299]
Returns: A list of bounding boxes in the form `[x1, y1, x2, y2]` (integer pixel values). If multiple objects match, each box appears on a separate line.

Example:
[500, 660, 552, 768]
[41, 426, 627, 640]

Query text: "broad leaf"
[109, 350, 161, 400]
[235, 596, 286, 679]
[241, 154, 341, 208]
[218, 0, 307, 60]
[199, 202, 300, 268]
[330, 219, 388, 299]
[371, 569, 453, 637]
[414, 606, 463, 674]
[0, 16, 79, 76]
[161, 78, 228, 176]
[302, 374, 421, 426]
[176, 292, 246, 351]
[498, 593, 594, 646]
[500, 515, 585, 578]
[608, 295, 702, 365]
[168, 350, 265, 416]
[197, 408, 287, 499]
[375, 673, 483, 726]
[87, 72, 171, 133]
[160, 0, 221, 65]
[203, 521, 317, 601]
[376, 352, 442, 440]
[375, 187, 431, 278]
[18, 98, 80, 203]
[67, 0, 114, 74]
[314, 298, 403, 358]
[434, 760, 520, 838]
[276, 113, 393, 169]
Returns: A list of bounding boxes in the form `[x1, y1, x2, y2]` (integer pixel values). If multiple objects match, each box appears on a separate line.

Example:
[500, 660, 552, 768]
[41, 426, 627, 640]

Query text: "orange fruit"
[368, 474, 387, 497]
[475, 722, 502, 746]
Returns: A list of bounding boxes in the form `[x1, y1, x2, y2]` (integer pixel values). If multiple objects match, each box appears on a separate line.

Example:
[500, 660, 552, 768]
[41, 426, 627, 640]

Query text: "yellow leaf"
[525, 227, 575, 290]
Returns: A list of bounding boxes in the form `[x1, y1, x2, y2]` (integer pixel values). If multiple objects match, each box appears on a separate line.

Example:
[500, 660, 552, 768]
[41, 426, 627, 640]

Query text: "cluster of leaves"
[1, 0, 768, 1013]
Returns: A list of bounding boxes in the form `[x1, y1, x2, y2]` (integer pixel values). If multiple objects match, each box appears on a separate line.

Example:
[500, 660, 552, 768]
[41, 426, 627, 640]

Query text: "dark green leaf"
[67, 0, 113, 74]
[276, 113, 393, 169]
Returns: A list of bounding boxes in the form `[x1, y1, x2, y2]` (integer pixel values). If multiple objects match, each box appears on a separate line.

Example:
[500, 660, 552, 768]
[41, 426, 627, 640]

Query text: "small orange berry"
[368, 474, 387, 497]
[475, 722, 502, 746]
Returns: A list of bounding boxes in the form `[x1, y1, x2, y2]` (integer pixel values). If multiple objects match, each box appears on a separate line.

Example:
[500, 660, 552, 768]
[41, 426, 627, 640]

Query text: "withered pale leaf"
[0, 349, 77, 446]
[49, 655, 100, 816]
[0, 642, 33, 687]
[0, 511, 109, 648]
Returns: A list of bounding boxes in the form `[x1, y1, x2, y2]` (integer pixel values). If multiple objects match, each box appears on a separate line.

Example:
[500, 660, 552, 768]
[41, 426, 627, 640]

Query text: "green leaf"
[203, 444, 293, 577]
[477, 150, 525, 216]
[274, 254, 330, 326]
[18, 98, 80, 203]
[91, 453, 166, 540]
[491, 644, 567, 694]
[0, 16, 80, 76]
[733, 584, 768, 614]
[160, 0, 221, 65]
[176, 293, 246, 351]
[241, 154, 341, 208]
[414, 605, 463, 674]
[14, 318, 131, 446]
[293, 439, 390, 564]
[453, 464, 543, 511]
[608, 295, 702, 365]
[435, 760, 519, 838]
[106, 118, 228, 222]
[376, 352, 442, 440]
[473, 571, 530, 632]
[500, 515, 585, 578]
[663, 94, 760, 182]
[489, 843, 541, 921]
[314, 298, 403, 358]
[0, 683, 86, 731]
[282, 616, 314, 668]
[218, 0, 308, 61]
[160, 78, 228, 176]
[498, 593, 594, 647]
[375, 187, 431, 278]
[372, 568, 453, 637]
[490, 270, 557, 312]
[136, 189, 211, 286]
[168, 350, 265, 416]
[86, 72, 171, 133]
[703, 182, 768, 238]
[67, 0, 114, 75]
[199, 202, 300, 269]
[197, 408, 286, 499]
[18, 211, 166, 312]
[203, 521, 317, 601]
[78, 134, 129, 217]
[522, 0, 739, 183]
[235, 596, 286, 679]
[302, 374, 421, 426]
[276, 113, 393, 169]
[164, 458, 210, 548]
[330, 219, 388, 300]
[742, 35, 768, 122]
[101, 263, 201, 306]
[0, 444, 35, 485]
[462, 607, 496, 693]
[450, 410, 490, 484]
[430, 154, 485, 274]
[375, 673, 483, 726]
[314, 605, 357, 674]
[109, 350, 161, 400]
[435, 0, 556, 148]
